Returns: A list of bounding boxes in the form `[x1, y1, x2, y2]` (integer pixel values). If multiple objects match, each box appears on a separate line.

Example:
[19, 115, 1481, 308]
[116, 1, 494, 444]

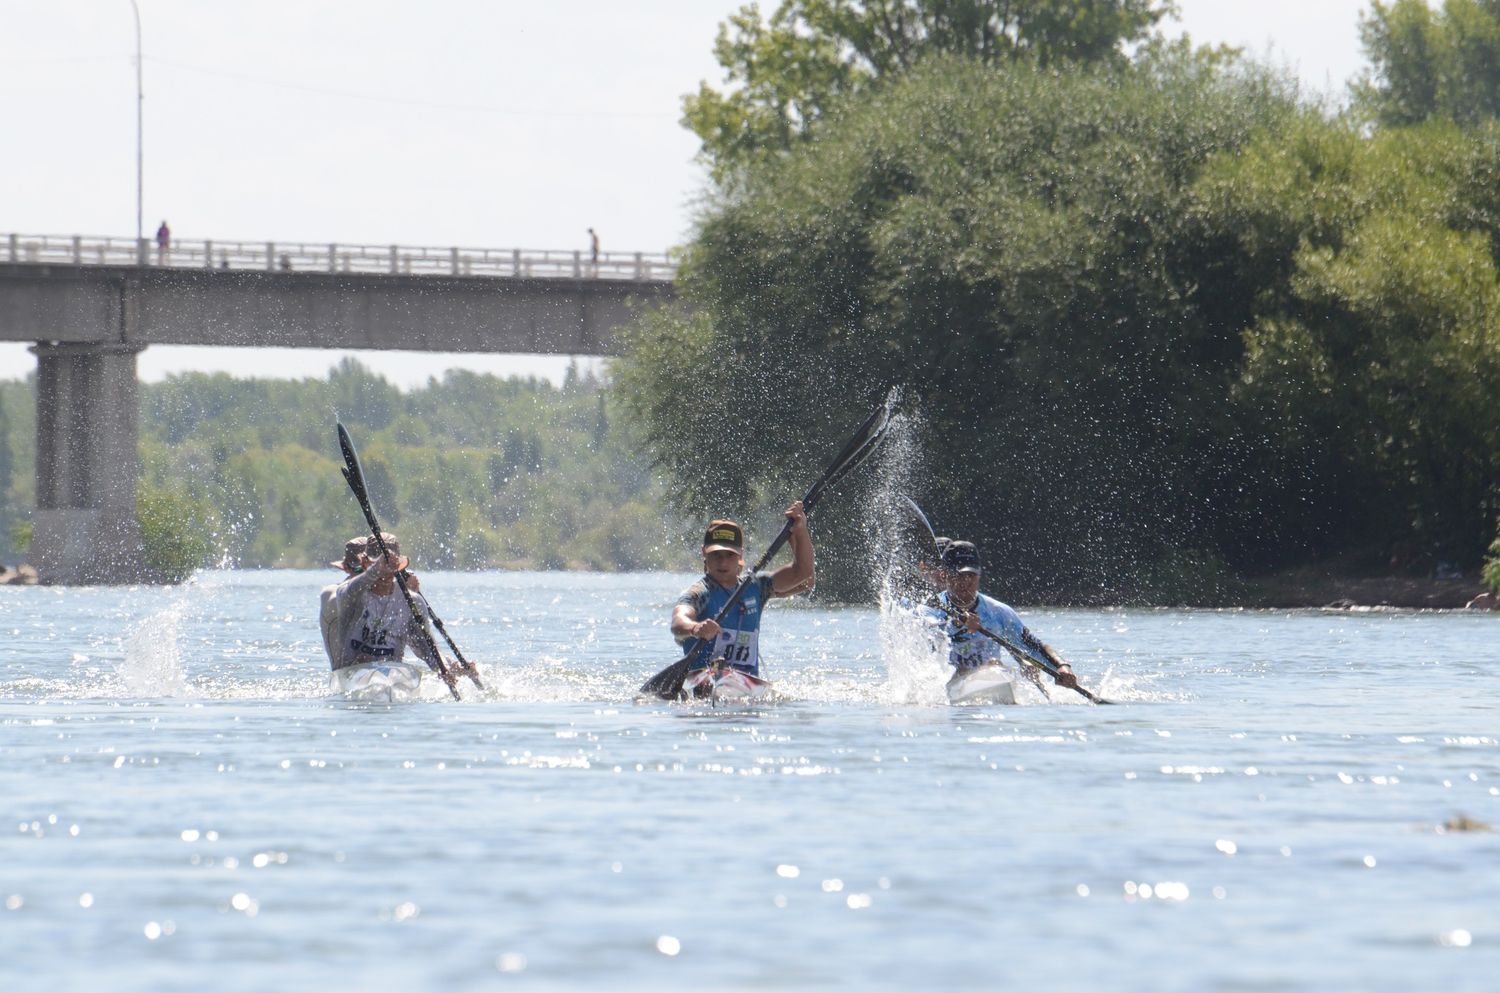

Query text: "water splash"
[857, 410, 954, 704]
[876, 598, 949, 705]
[120, 601, 193, 698]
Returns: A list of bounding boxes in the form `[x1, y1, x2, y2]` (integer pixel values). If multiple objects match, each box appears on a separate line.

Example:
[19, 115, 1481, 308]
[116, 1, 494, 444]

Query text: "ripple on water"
[3, 573, 1499, 991]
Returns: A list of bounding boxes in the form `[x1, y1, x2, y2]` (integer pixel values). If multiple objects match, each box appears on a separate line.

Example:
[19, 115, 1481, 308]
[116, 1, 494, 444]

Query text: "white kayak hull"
[331, 660, 424, 702]
[682, 666, 774, 702]
[946, 663, 1017, 705]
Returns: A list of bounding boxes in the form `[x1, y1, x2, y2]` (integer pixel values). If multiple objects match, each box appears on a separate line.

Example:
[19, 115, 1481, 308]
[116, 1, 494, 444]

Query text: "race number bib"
[949, 631, 998, 670]
[711, 627, 759, 669]
[349, 594, 409, 658]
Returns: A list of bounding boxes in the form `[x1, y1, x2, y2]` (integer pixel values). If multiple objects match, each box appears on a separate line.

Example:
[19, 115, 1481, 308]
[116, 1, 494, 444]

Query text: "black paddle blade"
[640, 655, 692, 700]
[901, 496, 937, 544]
[336, 423, 370, 505]
[803, 389, 898, 513]
[819, 423, 886, 496]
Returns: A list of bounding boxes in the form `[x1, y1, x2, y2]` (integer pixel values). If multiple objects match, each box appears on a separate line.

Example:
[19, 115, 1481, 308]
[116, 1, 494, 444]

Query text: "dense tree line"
[1355, 0, 1500, 128]
[0, 379, 31, 565]
[0, 360, 692, 578]
[616, 0, 1500, 603]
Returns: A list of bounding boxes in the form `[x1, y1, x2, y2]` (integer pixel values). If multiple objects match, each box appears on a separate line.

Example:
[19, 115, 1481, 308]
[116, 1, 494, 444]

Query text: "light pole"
[130, 0, 143, 263]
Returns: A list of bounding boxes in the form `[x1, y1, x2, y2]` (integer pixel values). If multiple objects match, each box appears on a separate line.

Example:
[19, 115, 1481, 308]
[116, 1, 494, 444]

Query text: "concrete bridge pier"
[30, 341, 146, 584]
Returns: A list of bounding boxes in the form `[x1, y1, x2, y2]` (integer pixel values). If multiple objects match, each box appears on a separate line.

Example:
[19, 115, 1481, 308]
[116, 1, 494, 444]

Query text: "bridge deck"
[5, 232, 676, 282]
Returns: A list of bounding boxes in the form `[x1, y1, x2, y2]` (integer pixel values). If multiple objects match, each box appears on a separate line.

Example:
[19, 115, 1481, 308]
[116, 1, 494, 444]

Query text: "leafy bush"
[137, 483, 221, 583]
[10, 519, 31, 555]
[1485, 519, 1500, 594]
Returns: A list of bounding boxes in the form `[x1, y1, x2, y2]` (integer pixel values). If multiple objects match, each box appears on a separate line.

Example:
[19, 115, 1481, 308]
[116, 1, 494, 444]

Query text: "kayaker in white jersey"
[670, 503, 815, 678]
[319, 537, 367, 667]
[928, 540, 1079, 690]
[318, 536, 424, 667]
[320, 533, 442, 672]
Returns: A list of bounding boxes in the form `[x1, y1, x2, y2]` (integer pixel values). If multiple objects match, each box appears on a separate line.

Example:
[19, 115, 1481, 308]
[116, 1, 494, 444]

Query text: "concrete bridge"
[0, 233, 676, 583]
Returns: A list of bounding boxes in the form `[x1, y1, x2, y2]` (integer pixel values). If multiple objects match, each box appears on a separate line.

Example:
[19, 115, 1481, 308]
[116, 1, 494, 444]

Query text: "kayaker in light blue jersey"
[927, 540, 1078, 688]
[670, 503, 815, 677]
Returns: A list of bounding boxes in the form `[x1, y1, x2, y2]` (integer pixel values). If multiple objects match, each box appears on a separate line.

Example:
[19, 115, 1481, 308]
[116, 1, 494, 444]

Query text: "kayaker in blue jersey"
[670, 502, 815, 677]
[928, 540, 1078, 689]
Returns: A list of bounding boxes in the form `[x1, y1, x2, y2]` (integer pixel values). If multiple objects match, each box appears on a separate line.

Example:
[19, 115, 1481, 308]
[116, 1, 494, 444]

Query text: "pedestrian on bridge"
[587, 227, 600, 276]
[155, 220, 171, 264]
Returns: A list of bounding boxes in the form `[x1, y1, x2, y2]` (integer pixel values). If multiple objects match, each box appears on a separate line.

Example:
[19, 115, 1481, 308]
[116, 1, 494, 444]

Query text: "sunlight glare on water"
[0, 569, 1496, 992]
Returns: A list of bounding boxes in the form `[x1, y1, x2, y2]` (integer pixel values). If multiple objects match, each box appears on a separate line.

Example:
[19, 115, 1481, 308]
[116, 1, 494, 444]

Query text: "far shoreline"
[1239, 573, 1492, 611]
[4, 561, 1495, 610]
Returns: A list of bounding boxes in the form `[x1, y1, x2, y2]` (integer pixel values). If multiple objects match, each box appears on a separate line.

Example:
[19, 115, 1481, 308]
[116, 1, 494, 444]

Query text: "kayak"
[330, 660, 424, 702]
[682, 665, 774, 703]
[946, 663, 1017, 705]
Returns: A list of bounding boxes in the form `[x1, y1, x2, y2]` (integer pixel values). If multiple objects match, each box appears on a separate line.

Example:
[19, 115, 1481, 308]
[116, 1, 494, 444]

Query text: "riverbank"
[1242, 569, 1490, 610]
[5, 558, 1494, 609]
[0, 564, 37, 585]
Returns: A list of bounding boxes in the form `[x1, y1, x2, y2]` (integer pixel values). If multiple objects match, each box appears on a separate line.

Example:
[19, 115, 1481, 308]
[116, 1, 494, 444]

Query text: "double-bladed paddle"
[900, 495, 1112, 705]
[336, 422, 474, 700]
[640, 389, 900, 700]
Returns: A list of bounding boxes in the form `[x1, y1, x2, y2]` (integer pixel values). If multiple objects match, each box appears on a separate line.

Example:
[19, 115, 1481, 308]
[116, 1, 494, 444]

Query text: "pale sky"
[0, 0, 1376, 387]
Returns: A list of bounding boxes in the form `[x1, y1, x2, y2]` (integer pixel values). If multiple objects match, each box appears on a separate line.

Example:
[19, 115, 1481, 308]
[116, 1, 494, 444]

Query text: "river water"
[1, 569, 1496, 992]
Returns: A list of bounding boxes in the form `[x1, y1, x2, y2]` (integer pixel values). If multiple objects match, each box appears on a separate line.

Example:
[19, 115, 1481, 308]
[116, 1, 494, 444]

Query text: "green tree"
[1194, 116, 1500, 567]
[621, 53, 1300, 600]
[3, 357, 687, 575]
[684, 0, 1177, 178]
[1485, 516, 1500, 591]
[137, 482, 221, 582]
[328, 356, 400, 431]
[0, 378, 35, 561]
[1355, 0, 1500, 128]
[0, 392, 12, 559]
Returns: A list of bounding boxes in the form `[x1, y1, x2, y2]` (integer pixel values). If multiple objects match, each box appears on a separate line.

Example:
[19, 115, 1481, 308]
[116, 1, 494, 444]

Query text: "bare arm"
[671, 603, 721, 642]
[770, 500, 815, 597]
[1021, 626, 1076, 687]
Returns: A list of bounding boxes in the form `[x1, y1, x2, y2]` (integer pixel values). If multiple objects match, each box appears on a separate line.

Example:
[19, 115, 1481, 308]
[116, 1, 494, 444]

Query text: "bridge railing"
[4, 233, 677, 281]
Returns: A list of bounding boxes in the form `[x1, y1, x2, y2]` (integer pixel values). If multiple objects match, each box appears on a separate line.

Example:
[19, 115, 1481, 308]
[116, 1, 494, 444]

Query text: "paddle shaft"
[421, 604, 482, 686]
[945, 606, 1109, 705]
[337, 424, 462, 700]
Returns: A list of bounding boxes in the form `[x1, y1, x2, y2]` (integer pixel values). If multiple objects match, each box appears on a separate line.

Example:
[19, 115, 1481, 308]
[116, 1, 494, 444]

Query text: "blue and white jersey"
[676, 571, 776, 675]
[926, 591, 1037, 671]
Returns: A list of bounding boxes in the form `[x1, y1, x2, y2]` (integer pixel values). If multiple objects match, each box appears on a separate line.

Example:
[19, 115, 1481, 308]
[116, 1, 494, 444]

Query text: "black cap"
[702, 520, 744, 553]
[942, 540, 981, 574]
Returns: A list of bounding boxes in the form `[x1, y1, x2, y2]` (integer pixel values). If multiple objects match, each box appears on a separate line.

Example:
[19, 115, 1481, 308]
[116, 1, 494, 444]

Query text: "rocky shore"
[0, 564, 38, 586]
[1243, 572, 1494, 610]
